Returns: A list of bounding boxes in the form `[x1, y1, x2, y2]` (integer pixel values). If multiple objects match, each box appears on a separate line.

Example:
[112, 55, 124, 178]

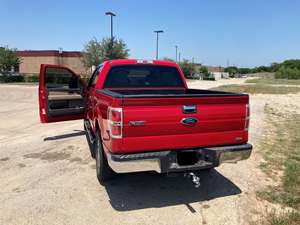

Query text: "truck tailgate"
[120, 95, 249, 153]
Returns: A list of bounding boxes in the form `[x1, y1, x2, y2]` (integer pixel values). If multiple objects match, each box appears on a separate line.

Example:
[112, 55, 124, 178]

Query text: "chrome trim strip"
[106, 152, 161, 173]
[219, 148, 252, 164]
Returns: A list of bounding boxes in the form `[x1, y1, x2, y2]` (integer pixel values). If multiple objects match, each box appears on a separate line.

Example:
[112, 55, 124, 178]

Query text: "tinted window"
[104, 65, 184, 88]
[45, 67, 79, 89]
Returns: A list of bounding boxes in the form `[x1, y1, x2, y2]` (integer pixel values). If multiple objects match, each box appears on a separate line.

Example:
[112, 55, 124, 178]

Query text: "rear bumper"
[106, 144, 252, 174]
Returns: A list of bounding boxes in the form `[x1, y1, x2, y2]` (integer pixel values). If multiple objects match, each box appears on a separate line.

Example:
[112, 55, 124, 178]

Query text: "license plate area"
[177, 151, 199, 166]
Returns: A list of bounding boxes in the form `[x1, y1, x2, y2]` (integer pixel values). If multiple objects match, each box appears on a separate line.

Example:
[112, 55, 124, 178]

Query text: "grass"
[255, 105, 300, 224]
[256, 211, 300, 225]
[246, 78, 300, 85]
[211, 84, 300, 94]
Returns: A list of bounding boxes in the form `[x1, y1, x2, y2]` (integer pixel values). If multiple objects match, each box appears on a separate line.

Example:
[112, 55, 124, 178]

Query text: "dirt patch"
[0, 157, 9, 161]
[69, 157, 89, 165]
[18, 163, 26, 168]
[69, 157, 83, 163]
[202, 204, 210, 209]
[12, 187, 23, 193]
[24, 152, 71, 162]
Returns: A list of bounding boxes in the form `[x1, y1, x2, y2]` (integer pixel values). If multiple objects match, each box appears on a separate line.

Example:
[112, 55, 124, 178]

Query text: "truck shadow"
[43, 130, 86, 141]
[104, 169, 241, 211]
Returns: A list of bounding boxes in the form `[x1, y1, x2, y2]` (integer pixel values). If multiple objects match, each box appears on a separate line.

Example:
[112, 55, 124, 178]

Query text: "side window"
[88, 65, 103, 88]
[45, 67, 79, 89]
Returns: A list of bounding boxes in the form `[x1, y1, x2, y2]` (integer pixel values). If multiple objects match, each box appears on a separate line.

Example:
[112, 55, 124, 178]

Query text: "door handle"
[182, 105, 197, 114]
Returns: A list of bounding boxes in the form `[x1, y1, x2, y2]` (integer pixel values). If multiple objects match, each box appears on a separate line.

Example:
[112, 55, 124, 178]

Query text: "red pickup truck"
[39, 59, 252, 185]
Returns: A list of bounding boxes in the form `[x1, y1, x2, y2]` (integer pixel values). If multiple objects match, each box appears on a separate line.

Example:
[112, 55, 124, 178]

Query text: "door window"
[45, 67, 80, 89]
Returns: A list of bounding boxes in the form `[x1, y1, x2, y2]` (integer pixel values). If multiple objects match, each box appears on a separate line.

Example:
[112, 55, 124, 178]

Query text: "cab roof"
[104, 59, 178, 67]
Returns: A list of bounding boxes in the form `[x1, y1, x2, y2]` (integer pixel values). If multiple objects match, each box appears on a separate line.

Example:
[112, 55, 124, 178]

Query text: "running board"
[84, 120, 95, 144]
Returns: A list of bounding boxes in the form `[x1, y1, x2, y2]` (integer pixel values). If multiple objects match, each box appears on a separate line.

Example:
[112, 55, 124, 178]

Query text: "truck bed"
[96, 88, 249, 154]
[97, 88, 247, 98]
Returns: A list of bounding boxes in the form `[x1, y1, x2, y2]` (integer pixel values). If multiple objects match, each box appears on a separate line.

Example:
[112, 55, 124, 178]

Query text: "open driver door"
[39, 64, 87, 123]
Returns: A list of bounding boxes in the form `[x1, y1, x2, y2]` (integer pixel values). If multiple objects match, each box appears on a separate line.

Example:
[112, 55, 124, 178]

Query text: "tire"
[84, 120, 95, 159]
[95, 131, 115, 185]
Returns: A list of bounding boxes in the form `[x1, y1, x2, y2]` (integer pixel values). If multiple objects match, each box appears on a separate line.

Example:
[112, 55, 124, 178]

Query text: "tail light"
[108, 107, 123, 139]
[245, 104, 250, 131]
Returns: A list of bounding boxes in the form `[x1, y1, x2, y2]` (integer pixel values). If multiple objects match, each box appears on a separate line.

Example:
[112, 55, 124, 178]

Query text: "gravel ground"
[1, 79, 296, 225]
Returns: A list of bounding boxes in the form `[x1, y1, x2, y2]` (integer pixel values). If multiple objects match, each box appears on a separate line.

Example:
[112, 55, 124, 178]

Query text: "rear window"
[104, 65, 185, 88]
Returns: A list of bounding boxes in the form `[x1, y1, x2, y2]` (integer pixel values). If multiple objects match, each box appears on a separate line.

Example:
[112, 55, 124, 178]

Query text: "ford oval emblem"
[181, 117, 198, 126]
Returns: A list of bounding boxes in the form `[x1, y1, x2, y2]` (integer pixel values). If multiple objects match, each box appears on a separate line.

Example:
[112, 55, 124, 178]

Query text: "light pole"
[105, 11, 116, 58]
[105, 11, 116, 41]
[175, 45, 178, 62]
[154, 30, 164, 60]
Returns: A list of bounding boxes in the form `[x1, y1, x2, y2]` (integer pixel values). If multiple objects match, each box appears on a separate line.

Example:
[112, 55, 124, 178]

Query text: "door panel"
[39, 64, 86, 123]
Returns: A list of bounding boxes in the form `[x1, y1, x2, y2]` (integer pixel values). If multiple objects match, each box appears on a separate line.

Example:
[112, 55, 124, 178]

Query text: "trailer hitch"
[184, 172, 201, 188]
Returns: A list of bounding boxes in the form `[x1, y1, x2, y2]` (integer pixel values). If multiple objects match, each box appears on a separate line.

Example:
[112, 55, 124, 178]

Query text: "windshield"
[104, 65, 185, 88]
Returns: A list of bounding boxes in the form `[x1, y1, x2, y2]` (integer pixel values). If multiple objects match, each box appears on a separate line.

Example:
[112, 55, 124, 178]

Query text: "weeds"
[246, 78, 300, 85]
[211, 84, 300, 94]
[255, 105, 300, 224]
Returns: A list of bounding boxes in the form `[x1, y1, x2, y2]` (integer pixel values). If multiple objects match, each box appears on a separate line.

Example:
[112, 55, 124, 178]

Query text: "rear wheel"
[95, 132, 115, 185]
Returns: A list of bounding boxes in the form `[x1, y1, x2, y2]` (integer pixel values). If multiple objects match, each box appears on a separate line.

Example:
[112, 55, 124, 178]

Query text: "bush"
[0, 75, 39, 83]
[275, 66, 300, 79]
[0, 75, 24, 83]
[24, 75, 39, 82]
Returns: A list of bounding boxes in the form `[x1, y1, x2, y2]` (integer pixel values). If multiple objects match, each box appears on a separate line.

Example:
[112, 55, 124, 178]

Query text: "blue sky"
[1, 0, 300, 67]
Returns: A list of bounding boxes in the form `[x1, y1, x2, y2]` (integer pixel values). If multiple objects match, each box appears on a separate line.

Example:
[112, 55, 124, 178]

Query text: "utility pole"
[175, 45, 178, 62]
[154, 30, 164, 60]
[105, 11, 116, 58]
[58, 47, 63, 65]
[178, 52, 181, 63]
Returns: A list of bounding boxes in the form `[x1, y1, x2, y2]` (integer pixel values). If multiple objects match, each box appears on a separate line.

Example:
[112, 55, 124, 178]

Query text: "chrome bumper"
[106, 144, 252, 174]
[107, 154, 161, 173]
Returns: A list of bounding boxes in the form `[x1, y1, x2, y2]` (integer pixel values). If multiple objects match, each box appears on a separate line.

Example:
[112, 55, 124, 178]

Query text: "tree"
[0, 47, 21, 72]
[178, 59, 196, 78]
[199, 66, 209, 75]
[224, 66, 239, 76]
[82, 39, 103, 69]
[238, 68, 252, 74]
[252, 66, 271, 73]
[82, 37, 129, 69]
[275, 66, 300, 79]
[270, 62, 280, 72]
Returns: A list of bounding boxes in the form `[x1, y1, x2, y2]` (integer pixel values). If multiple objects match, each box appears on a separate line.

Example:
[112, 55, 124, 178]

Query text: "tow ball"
[184, 172, 201, 188]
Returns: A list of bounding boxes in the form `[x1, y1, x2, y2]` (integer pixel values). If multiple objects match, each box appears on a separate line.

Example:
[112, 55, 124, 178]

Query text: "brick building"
[16, 50, 86, 75]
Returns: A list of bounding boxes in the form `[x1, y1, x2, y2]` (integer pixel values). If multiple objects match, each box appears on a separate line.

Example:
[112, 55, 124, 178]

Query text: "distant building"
[206, 66, 229, 80]
[194, 64, 230, 80]
[16, 50, 86, 75]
